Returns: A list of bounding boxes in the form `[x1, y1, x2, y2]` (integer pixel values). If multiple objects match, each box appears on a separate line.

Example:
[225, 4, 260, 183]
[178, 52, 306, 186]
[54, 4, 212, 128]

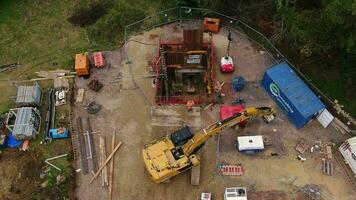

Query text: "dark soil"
[0, 146, 75, 200]
[0, 149, 42, 200]
[248, 190, 288, 200]
[68, 2, 108, 27]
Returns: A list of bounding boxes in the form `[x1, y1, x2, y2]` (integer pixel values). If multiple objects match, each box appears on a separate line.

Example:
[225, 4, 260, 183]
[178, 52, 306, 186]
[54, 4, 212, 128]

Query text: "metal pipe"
[86, 131, 93, 159]
[45, 160, 62, 171]
[45, 153, 68, 161]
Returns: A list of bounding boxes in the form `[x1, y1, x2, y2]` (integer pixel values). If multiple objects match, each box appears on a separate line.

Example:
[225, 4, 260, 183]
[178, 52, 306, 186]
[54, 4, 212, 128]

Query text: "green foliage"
[87, 3, 146, 46]
[276, 0, 356, 115]
[279, 0, 356, 56]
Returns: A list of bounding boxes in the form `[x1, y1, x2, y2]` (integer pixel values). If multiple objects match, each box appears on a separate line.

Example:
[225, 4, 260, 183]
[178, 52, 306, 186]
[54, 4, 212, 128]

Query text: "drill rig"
[142, 107, 275, 183]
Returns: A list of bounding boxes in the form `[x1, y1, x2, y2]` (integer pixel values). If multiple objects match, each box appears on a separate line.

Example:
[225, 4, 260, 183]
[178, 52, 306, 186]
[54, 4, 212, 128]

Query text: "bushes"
[67, 1, 146, 47]
[87, 3, 145, 45]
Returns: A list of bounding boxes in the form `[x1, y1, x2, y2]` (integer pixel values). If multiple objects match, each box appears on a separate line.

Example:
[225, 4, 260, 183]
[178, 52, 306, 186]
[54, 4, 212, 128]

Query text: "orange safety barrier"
[220, 165, 244, 176]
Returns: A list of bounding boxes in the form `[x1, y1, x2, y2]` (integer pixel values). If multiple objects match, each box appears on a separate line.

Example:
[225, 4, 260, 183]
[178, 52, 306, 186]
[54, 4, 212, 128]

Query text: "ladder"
[159, 47, 169, 100]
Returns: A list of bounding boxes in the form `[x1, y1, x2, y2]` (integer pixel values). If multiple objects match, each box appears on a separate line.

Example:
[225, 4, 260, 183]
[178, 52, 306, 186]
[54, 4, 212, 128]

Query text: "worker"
[186, 100, 195, 111]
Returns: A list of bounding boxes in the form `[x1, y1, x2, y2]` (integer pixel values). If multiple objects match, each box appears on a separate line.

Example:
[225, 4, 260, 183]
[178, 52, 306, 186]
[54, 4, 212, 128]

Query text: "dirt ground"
[74, 22, 355, 200]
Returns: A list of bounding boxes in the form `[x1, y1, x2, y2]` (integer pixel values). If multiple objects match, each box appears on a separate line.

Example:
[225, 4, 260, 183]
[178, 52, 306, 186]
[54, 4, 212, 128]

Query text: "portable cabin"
[262, 61, 325, 128]
[75, 53, 90, 76]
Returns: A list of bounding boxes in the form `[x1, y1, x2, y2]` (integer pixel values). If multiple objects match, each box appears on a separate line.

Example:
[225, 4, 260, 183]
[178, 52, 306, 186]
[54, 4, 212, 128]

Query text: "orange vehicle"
[75, 53, 90, 76]
[203, 17, 220, 33]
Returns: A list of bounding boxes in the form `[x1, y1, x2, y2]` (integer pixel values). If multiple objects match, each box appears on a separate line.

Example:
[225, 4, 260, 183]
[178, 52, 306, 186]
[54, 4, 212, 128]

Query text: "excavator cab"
[170, 126, 193, 146]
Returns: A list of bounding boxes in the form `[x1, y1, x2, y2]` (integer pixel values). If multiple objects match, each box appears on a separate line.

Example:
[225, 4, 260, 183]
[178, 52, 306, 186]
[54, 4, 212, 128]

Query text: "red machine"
[220, 30, 235, 73]
[220, 105, 246, 127]
[219, 105, 245, 120]
[93, 52, 106, 68]
[220, 56, 234, 72]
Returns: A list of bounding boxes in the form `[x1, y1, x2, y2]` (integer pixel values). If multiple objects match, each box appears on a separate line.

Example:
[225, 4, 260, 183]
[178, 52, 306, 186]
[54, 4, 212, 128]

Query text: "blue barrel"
[232, 76, 245, 92]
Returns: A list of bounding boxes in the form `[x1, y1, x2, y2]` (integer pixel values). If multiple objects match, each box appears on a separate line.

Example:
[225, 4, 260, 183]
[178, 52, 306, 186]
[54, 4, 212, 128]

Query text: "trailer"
[339, 137, 356, 177]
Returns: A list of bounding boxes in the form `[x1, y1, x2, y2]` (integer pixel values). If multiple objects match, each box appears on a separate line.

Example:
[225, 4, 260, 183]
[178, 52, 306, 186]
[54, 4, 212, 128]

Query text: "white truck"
[224, 187, 247, 200]
[339, 136, 356, 176]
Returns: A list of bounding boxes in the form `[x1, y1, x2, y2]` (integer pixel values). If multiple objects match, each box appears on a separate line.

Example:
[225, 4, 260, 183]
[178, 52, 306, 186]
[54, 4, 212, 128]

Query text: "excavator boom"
[182, 107, 274, 156]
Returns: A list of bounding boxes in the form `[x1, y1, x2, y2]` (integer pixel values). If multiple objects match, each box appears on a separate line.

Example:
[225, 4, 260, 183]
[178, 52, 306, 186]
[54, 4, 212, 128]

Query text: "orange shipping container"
[203, 17, 220, 33]
[75, 53, 89, 76]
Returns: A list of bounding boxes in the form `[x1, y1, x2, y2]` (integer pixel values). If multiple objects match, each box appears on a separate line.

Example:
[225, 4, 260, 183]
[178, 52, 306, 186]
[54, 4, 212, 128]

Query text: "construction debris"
[88, 79, 103, 92]
[87, 101, 102, 114]
[44, 154, 68, 171]
[54, 77, 69, 89]
[56, 174, 66, 185]
[89, 142, 122, 184]
[109, 131, 116, 200]
[300, 184, 323, 200]
[86, 117, 98, 173]
[297, 155, 306, 162]
[36, 69, 71, 79]
[77, 117, 89, 174]
[322, 159, 334, 176]
[0, 62, 19, 73]
[100, 136, 108, 187]
[43, 89, 55, 143]
[295, 139, 309, 154]
[55, 89, 67, 106]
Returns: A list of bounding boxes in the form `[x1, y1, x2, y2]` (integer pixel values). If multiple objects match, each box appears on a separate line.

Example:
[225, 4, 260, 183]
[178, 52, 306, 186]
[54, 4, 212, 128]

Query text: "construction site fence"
[124, 7, 355, 130]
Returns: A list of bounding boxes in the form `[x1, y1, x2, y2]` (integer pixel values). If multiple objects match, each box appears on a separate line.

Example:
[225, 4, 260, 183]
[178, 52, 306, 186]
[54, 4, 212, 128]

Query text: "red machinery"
[220, 30, 235, 73]
[93, 52, 106, 68]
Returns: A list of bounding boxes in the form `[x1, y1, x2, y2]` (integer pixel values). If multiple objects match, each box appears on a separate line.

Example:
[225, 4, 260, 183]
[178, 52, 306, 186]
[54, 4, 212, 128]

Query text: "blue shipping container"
[261, 61, 325, 128]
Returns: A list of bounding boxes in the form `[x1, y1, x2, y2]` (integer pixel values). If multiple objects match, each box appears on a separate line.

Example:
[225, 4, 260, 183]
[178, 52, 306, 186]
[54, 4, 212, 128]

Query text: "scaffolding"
[14, 81, 42, 107]
[5, 107, 41, 140]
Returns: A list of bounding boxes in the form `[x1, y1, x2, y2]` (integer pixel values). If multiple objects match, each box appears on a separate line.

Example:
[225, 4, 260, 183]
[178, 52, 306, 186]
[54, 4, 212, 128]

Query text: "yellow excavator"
[142, 106, 275, 183]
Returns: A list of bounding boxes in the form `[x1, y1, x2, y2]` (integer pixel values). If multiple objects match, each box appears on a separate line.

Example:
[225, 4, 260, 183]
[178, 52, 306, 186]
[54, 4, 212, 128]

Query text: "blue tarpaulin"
[7, 132, 23, 148]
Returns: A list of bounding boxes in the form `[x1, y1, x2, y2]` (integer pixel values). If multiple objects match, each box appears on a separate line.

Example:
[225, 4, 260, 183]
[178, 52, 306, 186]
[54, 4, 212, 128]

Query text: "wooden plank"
[326, 146, 332, 159]
[89, 142, 122, 184]
[100, 137, 105, 187]
[109, 131, 116, 200]
[103, 137, 108, 186]
[12, 76, 75, 83]
[191, 151, 201, 186]
[76, 89, 85, 103]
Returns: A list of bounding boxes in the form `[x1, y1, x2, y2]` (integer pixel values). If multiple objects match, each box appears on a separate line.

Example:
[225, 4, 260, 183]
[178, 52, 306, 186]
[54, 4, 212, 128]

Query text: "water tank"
[232, 76, 245, 92]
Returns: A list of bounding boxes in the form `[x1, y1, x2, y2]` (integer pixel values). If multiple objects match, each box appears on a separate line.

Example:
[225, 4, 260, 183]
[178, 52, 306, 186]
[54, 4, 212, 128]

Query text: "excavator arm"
[182, 107, 275, 156]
